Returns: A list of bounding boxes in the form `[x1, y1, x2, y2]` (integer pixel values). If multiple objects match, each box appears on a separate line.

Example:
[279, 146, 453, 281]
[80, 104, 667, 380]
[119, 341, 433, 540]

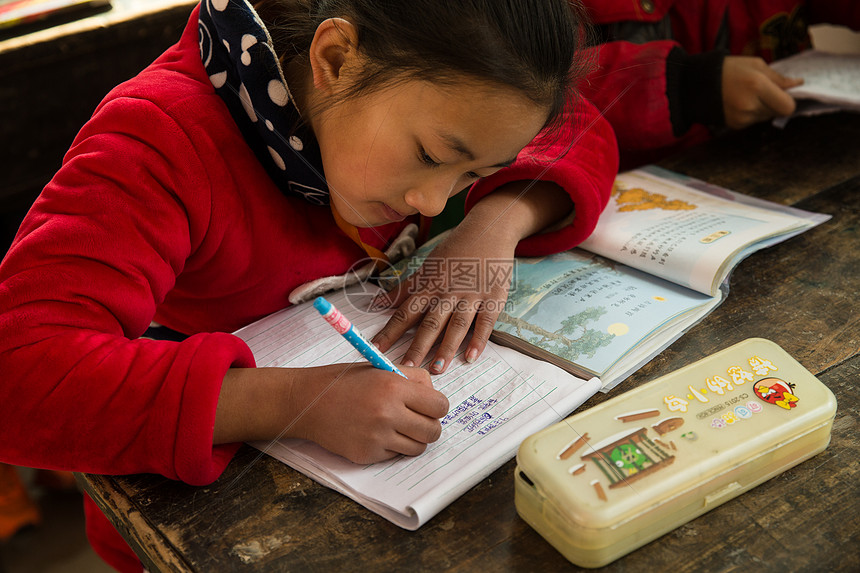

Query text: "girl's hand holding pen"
[216, 363, 449, 465]
[215, 297, 448, 465]
[288, 363, 449, 464]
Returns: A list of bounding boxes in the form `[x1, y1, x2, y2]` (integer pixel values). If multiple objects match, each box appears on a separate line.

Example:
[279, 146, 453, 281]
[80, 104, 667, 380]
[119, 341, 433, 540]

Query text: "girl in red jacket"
[578, 0, 860, 168]
[0, 1, 617, 570]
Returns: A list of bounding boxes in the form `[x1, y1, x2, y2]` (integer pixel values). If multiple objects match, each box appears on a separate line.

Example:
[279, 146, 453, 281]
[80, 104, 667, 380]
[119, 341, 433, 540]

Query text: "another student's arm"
[578, 42, 803, 158]
[578, 40, 689, 152]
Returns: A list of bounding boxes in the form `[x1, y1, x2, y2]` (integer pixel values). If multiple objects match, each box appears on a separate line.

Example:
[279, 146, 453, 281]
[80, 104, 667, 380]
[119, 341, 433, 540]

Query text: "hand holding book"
[769, 49, 860, 125]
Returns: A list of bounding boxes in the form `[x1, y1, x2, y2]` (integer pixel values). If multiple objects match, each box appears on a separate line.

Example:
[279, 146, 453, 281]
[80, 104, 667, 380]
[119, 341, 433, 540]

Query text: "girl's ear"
[308, 17, 360, 95]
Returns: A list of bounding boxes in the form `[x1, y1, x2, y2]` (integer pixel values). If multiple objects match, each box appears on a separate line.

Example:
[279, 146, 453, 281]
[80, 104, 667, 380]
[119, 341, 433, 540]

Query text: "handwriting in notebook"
[236, 287, 599, 529]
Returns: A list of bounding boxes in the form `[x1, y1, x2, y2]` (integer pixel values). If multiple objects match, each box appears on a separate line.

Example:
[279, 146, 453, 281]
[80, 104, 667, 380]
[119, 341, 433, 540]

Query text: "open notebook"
[236, 288, 599, 529]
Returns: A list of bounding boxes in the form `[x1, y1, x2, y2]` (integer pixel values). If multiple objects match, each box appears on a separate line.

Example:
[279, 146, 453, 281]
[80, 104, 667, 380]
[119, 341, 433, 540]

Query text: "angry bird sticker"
[610, 444, 649, 476]
[753, 378, 799, 410]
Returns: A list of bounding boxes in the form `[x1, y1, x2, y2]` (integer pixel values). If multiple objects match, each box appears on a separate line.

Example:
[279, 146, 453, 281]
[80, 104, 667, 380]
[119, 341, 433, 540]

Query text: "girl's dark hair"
[254, 0, 592, 131]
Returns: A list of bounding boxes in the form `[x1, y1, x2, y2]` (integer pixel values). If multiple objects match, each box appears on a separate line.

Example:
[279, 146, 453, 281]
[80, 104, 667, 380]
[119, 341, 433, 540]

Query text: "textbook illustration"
[381, 166, 829, 391]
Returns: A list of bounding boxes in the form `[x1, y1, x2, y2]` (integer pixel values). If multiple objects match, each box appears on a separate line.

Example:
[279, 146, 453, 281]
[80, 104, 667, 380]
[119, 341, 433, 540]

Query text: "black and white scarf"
[197, 0, 330, 205]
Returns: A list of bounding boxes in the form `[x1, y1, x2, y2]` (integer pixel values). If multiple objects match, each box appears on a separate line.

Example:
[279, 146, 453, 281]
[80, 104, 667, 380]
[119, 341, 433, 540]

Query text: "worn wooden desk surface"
[79, 113, 860, 572]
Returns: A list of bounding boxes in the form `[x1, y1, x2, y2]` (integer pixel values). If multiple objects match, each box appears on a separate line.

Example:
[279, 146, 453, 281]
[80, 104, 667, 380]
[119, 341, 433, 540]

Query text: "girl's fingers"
[397, 413, 445, 446]
[371, 294, 427, 352]
[402, 371, 450, 418]
[763, 65, 804, 90]
[465, 305, 499, 364]
[428, 301, 478, 374]
[400, 364, 434, 388]
[386, 434, 430, 458]
[781, 76, 804, 89]
[401, 298, 453, 367]
[759, 66, 801, 117]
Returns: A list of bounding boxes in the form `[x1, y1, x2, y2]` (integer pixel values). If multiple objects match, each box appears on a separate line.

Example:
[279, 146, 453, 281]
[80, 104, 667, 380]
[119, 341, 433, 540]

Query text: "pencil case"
[514, 338, 836, 568]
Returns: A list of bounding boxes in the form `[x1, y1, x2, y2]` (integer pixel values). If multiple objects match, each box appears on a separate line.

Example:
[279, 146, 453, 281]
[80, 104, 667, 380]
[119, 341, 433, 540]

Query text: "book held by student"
[769, 49, 860, 116]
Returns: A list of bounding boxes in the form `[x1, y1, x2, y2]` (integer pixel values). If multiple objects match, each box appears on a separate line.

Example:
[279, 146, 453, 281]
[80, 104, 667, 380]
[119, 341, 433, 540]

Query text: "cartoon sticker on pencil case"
[580, 428, 676, 489]
[753, 378, 799, 410]
[651, 417, 684, 435]
[557, 351, 802, 502]
[614, 409, 660, 423]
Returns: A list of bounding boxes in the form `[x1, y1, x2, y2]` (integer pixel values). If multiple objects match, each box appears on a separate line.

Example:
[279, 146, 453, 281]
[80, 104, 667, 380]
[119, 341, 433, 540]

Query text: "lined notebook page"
[771, 50, 860, 109]
[235, 287, 600, 529]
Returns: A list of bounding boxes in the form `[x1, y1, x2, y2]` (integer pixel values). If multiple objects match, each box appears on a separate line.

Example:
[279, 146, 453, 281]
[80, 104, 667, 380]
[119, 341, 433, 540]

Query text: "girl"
[0, 0, 617, 570]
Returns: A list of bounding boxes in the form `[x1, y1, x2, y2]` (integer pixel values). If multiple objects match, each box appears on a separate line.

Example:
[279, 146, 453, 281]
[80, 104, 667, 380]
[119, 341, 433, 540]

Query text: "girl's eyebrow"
[437, 132, 517, 168]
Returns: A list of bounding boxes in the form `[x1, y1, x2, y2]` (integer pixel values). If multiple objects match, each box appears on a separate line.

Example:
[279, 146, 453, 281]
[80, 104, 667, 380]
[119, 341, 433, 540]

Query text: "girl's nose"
[404, 180, 453, 218]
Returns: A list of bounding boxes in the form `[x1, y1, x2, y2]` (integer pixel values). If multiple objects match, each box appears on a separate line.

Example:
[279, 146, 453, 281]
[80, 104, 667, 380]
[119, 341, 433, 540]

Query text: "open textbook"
[380, 166, 829, 391]
[235, 287, 600, 530]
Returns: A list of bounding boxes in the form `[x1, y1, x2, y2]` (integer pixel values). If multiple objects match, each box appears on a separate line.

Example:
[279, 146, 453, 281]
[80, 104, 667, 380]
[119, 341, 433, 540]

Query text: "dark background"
[0, 1, 197, 256]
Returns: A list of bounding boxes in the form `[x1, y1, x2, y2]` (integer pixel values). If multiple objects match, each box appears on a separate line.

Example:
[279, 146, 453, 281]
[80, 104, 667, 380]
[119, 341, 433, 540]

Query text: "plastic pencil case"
[514, 338, 836, 568]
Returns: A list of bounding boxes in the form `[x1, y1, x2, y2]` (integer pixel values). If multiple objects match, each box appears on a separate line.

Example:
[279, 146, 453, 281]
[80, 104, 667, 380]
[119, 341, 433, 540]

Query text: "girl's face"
[311, 79, 548, 228]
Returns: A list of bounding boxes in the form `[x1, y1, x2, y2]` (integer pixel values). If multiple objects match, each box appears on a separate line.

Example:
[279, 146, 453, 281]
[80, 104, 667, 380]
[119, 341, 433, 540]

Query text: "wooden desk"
[78, 113, 860, 572]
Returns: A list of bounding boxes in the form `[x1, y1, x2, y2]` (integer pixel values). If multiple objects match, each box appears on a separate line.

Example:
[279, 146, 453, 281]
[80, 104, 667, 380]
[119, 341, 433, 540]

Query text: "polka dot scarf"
[197, 0, 330, 205]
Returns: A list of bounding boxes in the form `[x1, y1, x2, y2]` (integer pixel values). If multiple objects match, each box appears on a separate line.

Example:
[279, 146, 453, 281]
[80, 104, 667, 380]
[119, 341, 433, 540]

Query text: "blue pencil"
[313, 296, 408, 378]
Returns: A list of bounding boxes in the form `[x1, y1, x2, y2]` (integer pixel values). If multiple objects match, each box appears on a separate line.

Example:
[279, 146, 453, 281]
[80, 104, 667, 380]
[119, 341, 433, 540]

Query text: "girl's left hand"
[371, 181, 573, 374]
[371, 213, 518, 374]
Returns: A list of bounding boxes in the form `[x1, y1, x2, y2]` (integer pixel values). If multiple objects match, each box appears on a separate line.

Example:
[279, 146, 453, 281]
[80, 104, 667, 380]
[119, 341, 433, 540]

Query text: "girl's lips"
[381, 203, 408, 222]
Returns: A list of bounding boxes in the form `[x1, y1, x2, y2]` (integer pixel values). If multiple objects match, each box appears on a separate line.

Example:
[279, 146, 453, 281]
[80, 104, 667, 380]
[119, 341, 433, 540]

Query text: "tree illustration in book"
[495, 255, 617, 363]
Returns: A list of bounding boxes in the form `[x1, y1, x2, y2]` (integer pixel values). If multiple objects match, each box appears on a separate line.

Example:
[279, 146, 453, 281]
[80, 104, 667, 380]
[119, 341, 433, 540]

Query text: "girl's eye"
[419, 148, 441, 168]
[465, 171, 481, 180]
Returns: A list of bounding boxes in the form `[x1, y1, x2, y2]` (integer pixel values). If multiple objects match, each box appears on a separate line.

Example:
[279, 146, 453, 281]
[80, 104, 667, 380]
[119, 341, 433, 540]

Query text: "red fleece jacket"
[0, 6, 616, 571]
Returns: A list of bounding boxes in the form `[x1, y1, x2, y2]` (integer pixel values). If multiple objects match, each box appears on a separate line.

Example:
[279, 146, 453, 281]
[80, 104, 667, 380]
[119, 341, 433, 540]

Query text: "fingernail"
[402, 359, 414, 368]
[465, 348, 478, 363]
[431, 358, 445, 373]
